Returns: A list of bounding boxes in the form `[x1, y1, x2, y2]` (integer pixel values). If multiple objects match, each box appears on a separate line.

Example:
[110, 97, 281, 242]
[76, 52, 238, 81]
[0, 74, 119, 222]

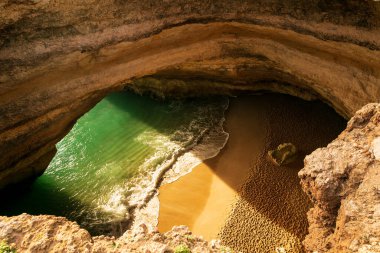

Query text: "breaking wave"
[1, 91, 229, 236]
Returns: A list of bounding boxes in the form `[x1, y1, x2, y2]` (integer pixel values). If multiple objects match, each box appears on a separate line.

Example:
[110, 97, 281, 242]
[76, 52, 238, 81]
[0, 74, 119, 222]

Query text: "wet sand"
[158, 94, 346, 252]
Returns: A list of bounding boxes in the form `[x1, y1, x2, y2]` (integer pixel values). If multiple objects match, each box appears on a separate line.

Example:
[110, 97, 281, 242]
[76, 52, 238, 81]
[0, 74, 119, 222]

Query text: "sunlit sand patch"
[158, 94, 346, 253]
[158, 163, 238, 240]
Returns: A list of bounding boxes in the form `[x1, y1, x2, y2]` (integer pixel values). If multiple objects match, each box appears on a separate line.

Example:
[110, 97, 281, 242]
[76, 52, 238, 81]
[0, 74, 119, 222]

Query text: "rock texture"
[268, 143, 298, 166]
[299, 103, 380, 253]
[1, 1, 380, 253]
[1, 0, 380, 190]
[0, 213, 229, 253]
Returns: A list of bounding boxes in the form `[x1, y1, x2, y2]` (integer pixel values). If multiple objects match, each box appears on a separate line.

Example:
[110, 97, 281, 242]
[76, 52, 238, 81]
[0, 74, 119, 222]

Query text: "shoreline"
[156, 94, 346, 252]
[129, 97, 230, 231]
[157, 95, 266, 240]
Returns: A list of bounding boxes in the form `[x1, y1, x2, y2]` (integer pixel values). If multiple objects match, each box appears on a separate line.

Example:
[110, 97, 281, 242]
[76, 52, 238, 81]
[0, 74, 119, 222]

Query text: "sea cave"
[0, 1, 380, 253]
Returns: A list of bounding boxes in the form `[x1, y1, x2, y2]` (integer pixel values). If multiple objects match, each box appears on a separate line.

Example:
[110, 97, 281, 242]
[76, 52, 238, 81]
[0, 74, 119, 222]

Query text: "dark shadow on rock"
[0, 168, 128, 236]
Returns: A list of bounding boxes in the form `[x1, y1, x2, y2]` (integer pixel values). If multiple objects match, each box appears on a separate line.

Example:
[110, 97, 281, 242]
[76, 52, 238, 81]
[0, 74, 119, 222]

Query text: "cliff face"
[1, 0, 380, 190]
[1, 1, 380, 252]
[299, 104, 380, 253]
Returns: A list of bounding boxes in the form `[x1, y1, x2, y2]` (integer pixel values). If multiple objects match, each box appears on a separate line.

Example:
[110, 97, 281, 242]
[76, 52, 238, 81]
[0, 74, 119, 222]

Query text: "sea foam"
[100, 97, 230, 232]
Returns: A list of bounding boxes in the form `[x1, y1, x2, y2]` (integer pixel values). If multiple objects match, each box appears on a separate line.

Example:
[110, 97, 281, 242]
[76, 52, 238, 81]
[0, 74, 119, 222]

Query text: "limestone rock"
[0, 1, 380, 253]
[0, 213, 93, 253]
[0, 214, 229, 252]
[268, 143, 297, 166]
[1, 0, 380, 190]
[299, 103, 380, 253]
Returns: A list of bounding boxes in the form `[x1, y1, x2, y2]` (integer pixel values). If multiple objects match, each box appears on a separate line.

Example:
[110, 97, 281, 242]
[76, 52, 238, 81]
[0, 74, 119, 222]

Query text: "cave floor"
[158, 93, 346, 253]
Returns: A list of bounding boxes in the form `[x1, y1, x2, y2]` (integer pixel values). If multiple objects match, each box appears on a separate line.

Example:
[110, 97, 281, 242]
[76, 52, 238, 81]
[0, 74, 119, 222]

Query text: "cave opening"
[0, 88, 346, 252]
[1, 1, 379, 251]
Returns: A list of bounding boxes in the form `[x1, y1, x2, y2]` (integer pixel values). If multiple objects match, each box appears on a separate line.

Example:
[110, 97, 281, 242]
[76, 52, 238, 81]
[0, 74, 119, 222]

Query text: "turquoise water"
[0, 91, 228, 235]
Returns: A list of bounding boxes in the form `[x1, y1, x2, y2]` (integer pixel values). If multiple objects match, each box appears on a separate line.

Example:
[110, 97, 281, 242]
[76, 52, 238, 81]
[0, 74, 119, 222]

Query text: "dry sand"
[157, 163, 237, 240]
[158, 95, 267, 240]
[158, 94, 346, 252]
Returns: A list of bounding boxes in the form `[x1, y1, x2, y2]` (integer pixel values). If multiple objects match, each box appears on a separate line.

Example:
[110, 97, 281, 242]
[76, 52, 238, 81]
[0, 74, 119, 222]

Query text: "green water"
[0, 91, 228, 235]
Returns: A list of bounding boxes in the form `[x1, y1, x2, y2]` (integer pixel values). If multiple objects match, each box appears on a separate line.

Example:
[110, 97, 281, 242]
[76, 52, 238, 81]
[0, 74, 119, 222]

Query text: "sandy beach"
[158, 94, 346, 252]
[158, 95, 267, 240]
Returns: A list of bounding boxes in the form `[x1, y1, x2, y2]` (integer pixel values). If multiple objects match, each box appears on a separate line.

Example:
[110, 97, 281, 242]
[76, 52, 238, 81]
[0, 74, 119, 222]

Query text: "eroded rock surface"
[299, 103, 380, 252]
[0, 214, 228, 253]
[1, 1, 380, 190]
[268, 143, 298, 166]
[1, 1, 380, 253]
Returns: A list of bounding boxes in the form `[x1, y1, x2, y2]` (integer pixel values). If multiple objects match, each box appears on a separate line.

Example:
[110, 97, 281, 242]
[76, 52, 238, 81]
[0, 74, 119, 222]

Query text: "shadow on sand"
[158, 93, 346, 252]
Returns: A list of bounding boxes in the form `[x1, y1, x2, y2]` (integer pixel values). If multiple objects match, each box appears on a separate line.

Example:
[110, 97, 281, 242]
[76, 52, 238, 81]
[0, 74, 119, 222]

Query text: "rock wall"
[299, 104, 380, 252]
[0, 213, 225, 252]
[1, 0, 380, 190]
[1, 1, 380, 252]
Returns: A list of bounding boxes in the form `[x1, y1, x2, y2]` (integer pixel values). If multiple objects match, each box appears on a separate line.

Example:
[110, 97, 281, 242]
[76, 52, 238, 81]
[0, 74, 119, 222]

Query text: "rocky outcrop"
[299, 103, 380, 252]
[0, 213, 227, 253]
[1, 1, 380, 252]
[267, 143, 298, 166]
